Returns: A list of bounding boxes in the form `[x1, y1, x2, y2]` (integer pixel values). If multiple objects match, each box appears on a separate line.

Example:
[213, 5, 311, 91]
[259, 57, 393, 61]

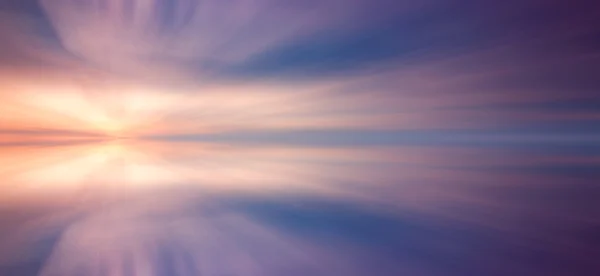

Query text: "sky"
[0, 0, 599, 275]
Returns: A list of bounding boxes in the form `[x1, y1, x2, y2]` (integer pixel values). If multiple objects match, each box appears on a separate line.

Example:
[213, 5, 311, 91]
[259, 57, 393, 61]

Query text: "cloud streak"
[0, 0, 599, 275]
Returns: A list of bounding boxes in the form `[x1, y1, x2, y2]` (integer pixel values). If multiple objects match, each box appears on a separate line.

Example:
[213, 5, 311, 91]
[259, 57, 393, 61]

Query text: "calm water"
[1, 137, 598, 276]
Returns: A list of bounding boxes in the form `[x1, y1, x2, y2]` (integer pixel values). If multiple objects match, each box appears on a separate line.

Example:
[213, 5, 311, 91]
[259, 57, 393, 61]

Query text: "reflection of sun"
[13, 142, 128, 186]
[1, 140, 184, 198]
[89, 141, 127, 162]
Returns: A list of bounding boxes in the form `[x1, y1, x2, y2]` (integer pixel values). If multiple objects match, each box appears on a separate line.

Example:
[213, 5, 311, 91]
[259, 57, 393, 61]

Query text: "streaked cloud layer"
[1, 0, 599, 138]
[0, 0, 599, 275]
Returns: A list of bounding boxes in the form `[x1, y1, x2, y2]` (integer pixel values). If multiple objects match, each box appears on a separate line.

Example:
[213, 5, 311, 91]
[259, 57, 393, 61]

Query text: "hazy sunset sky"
[0, 1, 599, 275]
[1, 0, 598, 138]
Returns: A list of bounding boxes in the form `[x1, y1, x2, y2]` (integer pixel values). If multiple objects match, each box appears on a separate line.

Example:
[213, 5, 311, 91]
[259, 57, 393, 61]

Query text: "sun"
[89, 114, 128, 138]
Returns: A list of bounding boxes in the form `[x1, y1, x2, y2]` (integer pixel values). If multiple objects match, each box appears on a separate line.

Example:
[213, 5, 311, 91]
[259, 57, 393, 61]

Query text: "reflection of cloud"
[2, 140, 599, 222]
[2, 186, 599, 276]
[39, 194, 355, 276]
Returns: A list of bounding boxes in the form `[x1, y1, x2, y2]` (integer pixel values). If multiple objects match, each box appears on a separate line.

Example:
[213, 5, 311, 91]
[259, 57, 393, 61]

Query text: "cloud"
[4, 185, 600, 276]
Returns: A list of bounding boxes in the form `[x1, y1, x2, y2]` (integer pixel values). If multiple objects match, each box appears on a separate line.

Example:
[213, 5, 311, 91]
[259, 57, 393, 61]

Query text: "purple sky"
[0, 0, 599, 275]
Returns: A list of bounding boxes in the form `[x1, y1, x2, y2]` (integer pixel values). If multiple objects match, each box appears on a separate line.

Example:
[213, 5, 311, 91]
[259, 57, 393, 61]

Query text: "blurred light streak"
[0, 0, 599, 275]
